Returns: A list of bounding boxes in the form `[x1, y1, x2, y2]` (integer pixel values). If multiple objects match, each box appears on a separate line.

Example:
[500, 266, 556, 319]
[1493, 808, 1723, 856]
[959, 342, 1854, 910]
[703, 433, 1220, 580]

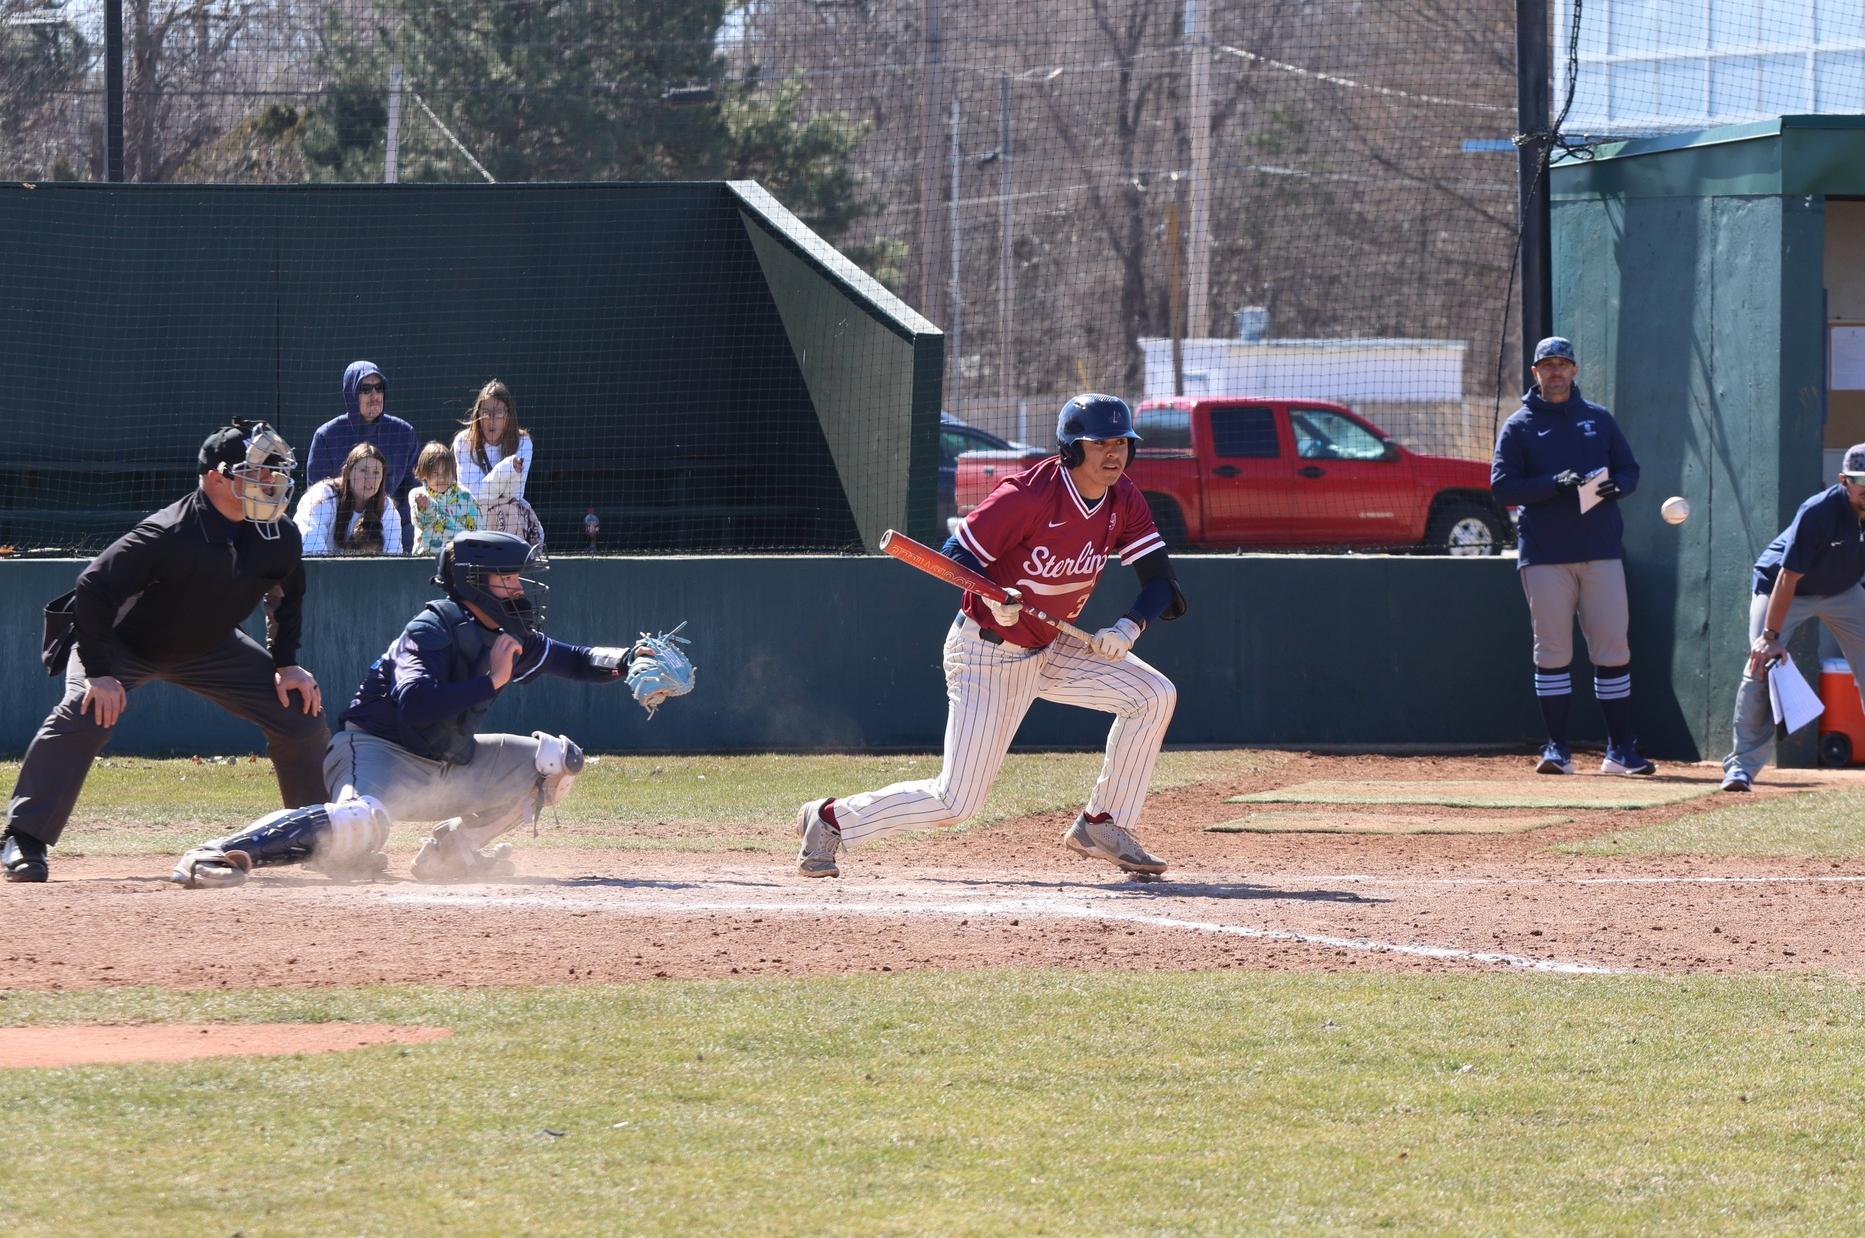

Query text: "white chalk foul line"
[1284, 873, 1865, 888]
[363, 887, 1627, 976]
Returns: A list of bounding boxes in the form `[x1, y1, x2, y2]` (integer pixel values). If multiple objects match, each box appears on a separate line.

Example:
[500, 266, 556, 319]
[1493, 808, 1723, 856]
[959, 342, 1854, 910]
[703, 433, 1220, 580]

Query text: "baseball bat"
[878, 529, 1095, 644]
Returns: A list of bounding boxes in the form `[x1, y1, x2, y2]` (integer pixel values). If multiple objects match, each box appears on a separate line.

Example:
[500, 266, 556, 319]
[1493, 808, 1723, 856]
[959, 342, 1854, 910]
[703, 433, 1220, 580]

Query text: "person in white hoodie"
[453, 379, 534, 508]
[295, 442, 404, 556]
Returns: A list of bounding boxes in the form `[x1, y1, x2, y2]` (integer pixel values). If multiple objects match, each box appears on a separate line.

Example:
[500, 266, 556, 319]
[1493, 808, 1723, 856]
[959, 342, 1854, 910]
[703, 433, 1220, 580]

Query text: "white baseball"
[1661, 496, 1690, 525]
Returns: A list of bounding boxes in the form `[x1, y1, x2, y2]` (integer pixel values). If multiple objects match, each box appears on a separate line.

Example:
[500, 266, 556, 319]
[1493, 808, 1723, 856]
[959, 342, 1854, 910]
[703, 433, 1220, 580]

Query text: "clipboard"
[1577, 468, 1609, 515]
[1768, 657, 1824, 736]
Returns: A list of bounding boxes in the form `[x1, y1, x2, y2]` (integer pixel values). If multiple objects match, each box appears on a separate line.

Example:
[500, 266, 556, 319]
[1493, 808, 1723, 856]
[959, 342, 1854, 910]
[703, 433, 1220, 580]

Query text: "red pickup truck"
[953, 396, 1508, 555]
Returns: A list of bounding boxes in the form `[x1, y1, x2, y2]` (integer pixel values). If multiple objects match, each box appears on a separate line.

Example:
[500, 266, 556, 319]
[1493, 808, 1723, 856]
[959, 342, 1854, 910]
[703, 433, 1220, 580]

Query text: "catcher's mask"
[1056, 394, 1141, 469]
[436, 531, 550, 638]
[201, 420, 296, 540]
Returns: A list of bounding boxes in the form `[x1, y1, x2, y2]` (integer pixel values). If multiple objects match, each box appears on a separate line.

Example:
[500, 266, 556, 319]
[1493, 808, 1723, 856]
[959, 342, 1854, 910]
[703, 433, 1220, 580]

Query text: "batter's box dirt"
[1228, 779, 1717, 810]
[1207, 811, 1573, 835]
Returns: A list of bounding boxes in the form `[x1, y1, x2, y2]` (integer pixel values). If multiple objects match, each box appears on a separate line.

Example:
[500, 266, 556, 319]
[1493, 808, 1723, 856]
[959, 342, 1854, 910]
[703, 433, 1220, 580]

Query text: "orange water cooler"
[1819, 658, 1865, 765]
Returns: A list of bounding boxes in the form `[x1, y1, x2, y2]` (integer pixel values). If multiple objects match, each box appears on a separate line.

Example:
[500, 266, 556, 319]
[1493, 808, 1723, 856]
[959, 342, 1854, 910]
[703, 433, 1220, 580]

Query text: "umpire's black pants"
[4, 631, 330, 847]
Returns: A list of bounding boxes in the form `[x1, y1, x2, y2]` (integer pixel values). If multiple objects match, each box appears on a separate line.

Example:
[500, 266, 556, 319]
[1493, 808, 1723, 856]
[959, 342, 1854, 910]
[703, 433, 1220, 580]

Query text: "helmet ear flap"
[1059, 439, 1084, 468]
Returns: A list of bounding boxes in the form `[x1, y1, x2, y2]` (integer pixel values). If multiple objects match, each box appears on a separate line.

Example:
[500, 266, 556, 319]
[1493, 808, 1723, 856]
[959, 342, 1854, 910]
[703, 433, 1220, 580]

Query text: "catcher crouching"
[170, 532, 696, 888]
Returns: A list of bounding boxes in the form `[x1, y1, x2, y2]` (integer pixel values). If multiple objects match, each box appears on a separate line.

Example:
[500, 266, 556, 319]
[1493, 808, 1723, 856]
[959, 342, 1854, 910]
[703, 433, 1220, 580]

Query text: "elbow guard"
[1161, 576, 1187, 622]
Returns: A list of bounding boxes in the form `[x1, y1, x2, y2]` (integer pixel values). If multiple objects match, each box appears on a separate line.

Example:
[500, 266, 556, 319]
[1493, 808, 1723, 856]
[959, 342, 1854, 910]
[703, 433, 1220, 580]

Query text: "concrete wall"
[0, 555, 1555, 758]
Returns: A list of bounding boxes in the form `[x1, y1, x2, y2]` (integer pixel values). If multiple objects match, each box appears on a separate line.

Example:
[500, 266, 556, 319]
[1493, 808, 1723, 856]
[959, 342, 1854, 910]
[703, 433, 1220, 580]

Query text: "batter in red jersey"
[796, 394, 1187, 878]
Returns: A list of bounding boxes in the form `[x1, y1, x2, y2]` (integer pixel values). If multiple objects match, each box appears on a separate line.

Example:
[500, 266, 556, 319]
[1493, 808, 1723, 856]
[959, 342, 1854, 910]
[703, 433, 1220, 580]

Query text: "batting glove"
[1091, 617, 1142, 660]
[1593, 477, 1623, 500]
[984, 588, 1024, 628]
[1552, 470, 1583, 489]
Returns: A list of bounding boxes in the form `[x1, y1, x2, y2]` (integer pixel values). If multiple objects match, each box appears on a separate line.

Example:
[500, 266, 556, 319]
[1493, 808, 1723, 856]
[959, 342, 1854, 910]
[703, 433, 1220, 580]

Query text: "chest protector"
[398, 599, 501, 765]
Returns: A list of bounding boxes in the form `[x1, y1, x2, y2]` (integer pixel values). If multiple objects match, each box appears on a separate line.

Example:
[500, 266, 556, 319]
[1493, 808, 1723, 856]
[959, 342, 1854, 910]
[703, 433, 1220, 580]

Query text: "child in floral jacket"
[408, 441, 482, 555]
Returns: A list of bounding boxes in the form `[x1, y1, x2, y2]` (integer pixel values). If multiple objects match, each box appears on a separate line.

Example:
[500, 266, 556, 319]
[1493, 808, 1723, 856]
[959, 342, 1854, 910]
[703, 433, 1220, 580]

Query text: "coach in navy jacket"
[1491, 336, 1653, 777]
[306, 361, 420, 535]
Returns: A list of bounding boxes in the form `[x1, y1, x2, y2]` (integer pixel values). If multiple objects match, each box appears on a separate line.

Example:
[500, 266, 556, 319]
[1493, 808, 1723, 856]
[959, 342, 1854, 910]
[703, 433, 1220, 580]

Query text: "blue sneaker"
[1601, 742, 1657, 776]
[1535, 742, 1573, 775]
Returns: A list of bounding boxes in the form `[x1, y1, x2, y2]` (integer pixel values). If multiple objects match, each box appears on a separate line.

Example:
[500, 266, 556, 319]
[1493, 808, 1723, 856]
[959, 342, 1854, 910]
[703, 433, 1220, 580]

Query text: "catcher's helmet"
[435, 531, 550, 637]
[1056, 394, 1141, 468]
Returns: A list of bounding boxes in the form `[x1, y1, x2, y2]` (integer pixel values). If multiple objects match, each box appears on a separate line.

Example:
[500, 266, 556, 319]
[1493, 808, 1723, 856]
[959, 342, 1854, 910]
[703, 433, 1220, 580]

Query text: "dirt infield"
[4, 753, 1864, 995]
[0, 1024, 450, 1068]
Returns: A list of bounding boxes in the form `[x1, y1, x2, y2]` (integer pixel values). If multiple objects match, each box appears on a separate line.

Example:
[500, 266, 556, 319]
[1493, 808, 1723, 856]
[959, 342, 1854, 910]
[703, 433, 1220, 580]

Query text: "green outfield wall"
[1551, 116, 1865, 762]
[0, 556, 1563, 758]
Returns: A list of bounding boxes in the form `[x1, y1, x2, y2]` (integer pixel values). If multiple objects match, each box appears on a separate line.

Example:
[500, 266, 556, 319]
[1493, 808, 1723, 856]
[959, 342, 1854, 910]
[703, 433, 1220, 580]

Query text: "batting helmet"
[1056, 394, 1142, 468]
[435, 531, 550, 637]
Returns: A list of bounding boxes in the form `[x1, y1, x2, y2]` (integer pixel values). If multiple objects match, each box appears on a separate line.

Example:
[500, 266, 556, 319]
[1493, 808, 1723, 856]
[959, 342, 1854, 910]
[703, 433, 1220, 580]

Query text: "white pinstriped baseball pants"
[833, 614, 1177, 848]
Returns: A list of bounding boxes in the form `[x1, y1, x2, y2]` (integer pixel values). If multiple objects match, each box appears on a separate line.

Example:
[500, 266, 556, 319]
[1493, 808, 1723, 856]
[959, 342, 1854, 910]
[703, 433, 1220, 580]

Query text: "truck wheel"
[1821, 731, 1854, 767]
[1147, 497, 1187, 550]
[1426, 501, 1504, 557]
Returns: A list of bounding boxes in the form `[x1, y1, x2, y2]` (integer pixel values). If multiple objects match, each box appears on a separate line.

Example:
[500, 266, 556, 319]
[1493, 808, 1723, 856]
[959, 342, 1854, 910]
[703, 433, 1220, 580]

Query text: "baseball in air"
[1661, 496, 1691, 525]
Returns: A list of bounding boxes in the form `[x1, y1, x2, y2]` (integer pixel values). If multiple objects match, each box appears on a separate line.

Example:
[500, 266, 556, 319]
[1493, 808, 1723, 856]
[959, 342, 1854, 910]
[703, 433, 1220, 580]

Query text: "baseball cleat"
[1601, 742, 1657, 776]
[170, 847, 253, 889]
[1063, 811, 1166, 876]
[1535, 742, 1573, 775]
[2, 830, 49, 883]
[796, 798, 842, 878]
[1720, 768, 1753, 792]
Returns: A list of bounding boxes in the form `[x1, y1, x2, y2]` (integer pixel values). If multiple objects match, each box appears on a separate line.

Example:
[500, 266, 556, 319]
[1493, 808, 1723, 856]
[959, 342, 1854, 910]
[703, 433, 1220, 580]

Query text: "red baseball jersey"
[955, 456, 1164, 648]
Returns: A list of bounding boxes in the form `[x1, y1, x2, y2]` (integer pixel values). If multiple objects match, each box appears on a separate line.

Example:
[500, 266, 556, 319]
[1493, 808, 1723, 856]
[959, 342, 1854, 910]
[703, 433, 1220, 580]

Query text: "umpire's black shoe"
[2, 830, 49, 883]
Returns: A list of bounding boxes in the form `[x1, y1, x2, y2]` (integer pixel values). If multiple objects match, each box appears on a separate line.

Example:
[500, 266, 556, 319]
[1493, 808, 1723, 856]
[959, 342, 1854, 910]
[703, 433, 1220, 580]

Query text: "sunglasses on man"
[358, 381, 386, 395]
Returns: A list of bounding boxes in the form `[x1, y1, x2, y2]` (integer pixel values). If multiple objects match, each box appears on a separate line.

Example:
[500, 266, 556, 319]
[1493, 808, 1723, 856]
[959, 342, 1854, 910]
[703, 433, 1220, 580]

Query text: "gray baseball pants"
[1520, 559, 1631, 668]
[4, 632, 330, 847]
[325, 724, 545, 842]
[1723, 586, 1865, 780]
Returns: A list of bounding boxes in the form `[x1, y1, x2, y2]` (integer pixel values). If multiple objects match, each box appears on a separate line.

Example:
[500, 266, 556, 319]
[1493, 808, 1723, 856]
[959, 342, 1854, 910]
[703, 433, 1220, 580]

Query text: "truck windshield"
[1135, 409, 1192, 451]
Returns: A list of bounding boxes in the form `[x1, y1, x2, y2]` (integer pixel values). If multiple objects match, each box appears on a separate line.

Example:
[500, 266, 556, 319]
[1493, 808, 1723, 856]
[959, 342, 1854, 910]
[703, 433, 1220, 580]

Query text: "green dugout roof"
[1552, 114, 1865, 199]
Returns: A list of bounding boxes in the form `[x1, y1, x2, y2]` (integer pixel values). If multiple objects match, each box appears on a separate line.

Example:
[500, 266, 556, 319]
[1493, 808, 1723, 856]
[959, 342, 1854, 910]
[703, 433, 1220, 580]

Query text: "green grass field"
[1565, 785, 1865, 857]
[2, 748, 1286, 856]
[5, 973, 1865, 1235]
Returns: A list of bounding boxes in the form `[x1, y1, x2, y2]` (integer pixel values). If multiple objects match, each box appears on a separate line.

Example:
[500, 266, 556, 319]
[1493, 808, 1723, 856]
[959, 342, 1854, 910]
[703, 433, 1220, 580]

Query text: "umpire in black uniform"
[1, 421, 329, 882]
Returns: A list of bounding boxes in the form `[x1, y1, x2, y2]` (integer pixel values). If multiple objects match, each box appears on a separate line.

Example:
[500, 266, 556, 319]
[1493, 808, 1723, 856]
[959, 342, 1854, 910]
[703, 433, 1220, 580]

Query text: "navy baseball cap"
[1532, 336, 1576, 365]
[1842, 443, 1865, 479]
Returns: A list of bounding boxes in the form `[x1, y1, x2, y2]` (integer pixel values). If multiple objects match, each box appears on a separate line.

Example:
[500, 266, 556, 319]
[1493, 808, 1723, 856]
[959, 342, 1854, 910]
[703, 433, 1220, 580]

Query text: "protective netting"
[3, 2, 1846, 558]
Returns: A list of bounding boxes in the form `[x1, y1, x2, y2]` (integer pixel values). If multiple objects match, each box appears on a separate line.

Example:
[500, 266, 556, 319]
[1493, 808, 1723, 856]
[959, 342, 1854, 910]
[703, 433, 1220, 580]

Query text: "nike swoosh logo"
[1048, 519, 1068, 528]
[1536, 429, 1553, 436]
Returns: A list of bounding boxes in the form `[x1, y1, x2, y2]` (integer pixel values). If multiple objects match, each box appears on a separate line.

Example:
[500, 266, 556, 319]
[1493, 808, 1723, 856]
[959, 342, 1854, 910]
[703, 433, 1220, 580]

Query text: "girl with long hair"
[295, 442, 403, 555]
[453, 379, 535, 510]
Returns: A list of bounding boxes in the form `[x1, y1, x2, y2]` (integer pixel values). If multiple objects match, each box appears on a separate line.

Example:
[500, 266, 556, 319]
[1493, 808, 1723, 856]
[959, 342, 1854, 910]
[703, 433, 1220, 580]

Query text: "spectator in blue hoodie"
[306, 362, 420, 537]
[1492, 336, 1652, 778]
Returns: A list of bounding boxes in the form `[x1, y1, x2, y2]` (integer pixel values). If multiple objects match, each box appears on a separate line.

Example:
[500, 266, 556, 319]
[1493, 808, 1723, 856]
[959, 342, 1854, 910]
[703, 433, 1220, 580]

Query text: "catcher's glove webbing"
[627, 621, 696, 718]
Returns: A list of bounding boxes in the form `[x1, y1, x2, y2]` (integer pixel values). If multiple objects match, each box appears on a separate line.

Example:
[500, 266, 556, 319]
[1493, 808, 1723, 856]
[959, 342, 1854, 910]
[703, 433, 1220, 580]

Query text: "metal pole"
[104, 0, 123, 181]
[1167, 196, 1185, 397]
[384, 62, 404, 184]
[998, 74, 1014, 411]
[916, 0, 945, 325]
[1185, 0, 1213, 338]
[949, 98, 962, 413]
[1516, 0, 1553, 388]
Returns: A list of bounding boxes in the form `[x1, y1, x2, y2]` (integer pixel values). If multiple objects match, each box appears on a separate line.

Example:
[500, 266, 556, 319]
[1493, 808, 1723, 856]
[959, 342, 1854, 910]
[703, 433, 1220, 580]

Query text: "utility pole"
[916, 0, 946, 328]
[948, 99, 962, 412]
[998, 74, 1014, 411]
[1516, 0, 1553, 388]
[1185, 0, 1213, 338]
[104, 0, 123, 181]
[385, 62, 404, 183]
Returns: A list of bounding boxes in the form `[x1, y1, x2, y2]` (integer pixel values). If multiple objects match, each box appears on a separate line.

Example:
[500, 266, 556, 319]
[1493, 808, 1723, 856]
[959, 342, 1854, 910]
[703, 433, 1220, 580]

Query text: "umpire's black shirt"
[72, 488, 308, 677]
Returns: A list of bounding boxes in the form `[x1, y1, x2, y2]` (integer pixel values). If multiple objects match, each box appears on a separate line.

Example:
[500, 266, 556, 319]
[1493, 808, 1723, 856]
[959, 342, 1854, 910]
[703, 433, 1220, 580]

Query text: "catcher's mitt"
[626, 621, 696, 719]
